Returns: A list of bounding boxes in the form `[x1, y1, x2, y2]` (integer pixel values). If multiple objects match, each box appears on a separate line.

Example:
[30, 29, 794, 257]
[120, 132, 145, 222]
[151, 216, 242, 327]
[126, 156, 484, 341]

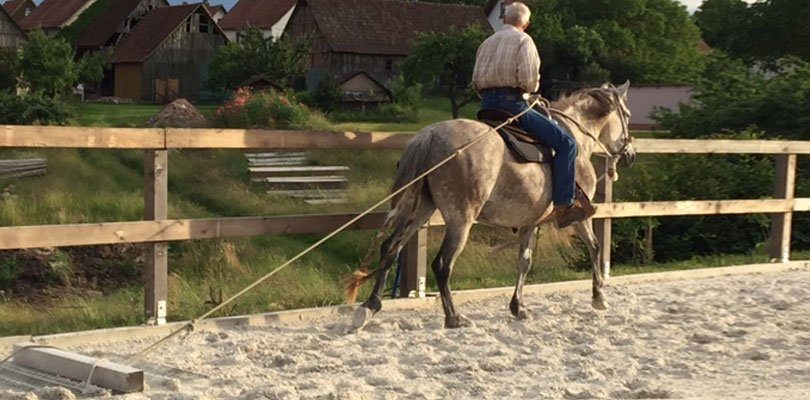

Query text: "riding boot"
[554, 188, 597, 229]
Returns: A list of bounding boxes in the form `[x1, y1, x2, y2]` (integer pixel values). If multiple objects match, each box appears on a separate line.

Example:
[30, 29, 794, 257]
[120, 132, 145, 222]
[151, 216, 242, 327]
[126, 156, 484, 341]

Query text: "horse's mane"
[551, 87, 616, 121]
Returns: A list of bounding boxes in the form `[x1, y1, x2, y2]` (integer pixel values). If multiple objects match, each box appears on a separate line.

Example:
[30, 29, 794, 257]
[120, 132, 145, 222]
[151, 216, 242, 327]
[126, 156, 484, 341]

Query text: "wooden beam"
[0, 213, 390, 249]
[400, 226, 428, 298]
[769, 154, 797, 262]
[3, 125, 809, 154]
[12, 342, 144, 393]
[1, 125, 165, 148]
[144, 150, 168, 326]
[0, 198, 807, 250]
[593, 199, 797, 218]
[164, 129, 414, 150]
[593, 159, 613, 277]
[630, 139, 810, 154]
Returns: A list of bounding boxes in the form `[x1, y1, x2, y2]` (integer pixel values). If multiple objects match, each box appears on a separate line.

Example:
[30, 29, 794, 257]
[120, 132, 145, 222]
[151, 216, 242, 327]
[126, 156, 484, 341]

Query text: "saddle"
[477, 109, 552, 163]
[477, 108, 594, 210]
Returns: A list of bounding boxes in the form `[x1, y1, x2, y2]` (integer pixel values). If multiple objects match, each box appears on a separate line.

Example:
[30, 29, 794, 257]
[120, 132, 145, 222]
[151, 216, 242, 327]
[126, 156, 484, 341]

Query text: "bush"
[213, 87, 314, 129]
[0, 47, 17, 93]
[0, 92, 73, 125]
[310, 75, 342, 113]
[18, 30, 78, 97]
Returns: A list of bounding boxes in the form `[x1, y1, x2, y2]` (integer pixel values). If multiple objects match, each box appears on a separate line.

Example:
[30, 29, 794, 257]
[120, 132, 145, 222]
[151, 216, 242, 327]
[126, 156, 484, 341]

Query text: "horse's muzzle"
[619, 147, 636, 168]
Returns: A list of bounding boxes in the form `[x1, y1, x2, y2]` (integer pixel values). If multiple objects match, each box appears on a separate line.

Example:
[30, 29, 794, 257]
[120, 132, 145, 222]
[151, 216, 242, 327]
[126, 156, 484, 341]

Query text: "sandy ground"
[5, 268, 810, 399]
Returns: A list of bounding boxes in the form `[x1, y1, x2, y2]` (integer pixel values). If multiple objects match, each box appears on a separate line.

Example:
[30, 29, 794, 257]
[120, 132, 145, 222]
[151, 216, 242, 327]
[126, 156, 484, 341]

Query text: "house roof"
[218, 0, 295, 31]
[300, 0, 490, 56]
[2, 0, 31, 21]
[74, 0, 167, 49]
[110, 4, 222, 63]
[338, 71, 391, 94]
[19, 0, 93, 31]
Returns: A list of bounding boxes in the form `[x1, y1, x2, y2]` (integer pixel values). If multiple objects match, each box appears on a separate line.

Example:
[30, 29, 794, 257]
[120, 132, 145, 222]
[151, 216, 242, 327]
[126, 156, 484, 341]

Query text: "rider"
[472, 1, 595, 229]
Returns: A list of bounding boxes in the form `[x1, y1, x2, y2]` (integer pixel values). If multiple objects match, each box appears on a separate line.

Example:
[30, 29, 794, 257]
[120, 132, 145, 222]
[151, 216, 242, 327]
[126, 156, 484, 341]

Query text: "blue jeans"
[481, 89, 577, 206]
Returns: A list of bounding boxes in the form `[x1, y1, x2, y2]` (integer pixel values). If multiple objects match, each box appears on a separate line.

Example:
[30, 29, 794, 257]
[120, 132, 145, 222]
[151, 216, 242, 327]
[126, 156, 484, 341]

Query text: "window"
[499, 3, 506, 18]
[24, 7, 31, 16]
[199, 17, 209, 34]
[385, 59, 393, 72]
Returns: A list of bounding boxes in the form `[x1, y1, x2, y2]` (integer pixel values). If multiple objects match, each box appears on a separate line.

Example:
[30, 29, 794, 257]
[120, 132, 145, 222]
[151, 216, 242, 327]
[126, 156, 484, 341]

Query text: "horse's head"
[596, 81, 636, 180]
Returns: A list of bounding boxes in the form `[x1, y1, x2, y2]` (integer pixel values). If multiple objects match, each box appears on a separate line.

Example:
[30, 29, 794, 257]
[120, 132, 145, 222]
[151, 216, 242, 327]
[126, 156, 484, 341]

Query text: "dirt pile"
[146, 98, 207, 128]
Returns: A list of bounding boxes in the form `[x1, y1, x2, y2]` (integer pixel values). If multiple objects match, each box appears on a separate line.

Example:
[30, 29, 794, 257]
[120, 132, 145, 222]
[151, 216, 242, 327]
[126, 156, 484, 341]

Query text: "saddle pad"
[497, 129, 553, 164]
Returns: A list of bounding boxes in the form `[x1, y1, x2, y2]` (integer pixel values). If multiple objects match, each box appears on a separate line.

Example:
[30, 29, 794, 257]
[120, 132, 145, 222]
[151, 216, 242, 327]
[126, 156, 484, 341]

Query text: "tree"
[401, 25, 488, 118]
[206, 27, 310, 92]
[18, 30, 78, 97]
[0, 48, 18, 93]
[695, 0, 810, 64]
[77, 51, 109, 87]
[524, 0, 704, 86]
[653, 54, 810, 140]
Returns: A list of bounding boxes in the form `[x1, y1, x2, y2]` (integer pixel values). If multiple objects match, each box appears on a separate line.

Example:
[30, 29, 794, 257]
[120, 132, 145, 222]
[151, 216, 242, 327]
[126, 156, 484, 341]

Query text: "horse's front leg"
[572, 219, 607, 310]
[510, 226, 539, 320]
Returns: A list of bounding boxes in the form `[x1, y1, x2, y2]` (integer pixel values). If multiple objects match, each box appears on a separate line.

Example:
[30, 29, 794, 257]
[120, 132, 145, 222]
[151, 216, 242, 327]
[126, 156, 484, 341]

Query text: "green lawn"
[71, 103, 218, 127]
[71, 98, 472, 131]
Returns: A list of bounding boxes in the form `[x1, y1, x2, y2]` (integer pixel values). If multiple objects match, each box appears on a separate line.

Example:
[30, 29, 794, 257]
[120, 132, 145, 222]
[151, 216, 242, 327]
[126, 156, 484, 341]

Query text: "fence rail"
[1, 125, 806, 325]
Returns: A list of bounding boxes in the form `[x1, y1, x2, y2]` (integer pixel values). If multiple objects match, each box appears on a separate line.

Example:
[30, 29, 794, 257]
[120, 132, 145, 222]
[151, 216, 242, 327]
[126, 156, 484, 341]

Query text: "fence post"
[399, 226, 427, 298]
[769, 154, 796, 263]
[144, 150, 168, 325]
[593, 159, 613, 277]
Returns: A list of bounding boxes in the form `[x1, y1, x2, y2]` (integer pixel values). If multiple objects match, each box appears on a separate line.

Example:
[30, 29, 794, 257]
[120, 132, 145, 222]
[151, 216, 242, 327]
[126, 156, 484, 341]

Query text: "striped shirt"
[472, 25, 541, 93]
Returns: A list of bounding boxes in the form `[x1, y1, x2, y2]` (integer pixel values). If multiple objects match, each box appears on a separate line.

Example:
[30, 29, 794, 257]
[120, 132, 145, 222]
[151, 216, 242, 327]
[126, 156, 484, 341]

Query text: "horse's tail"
[344, 132, 434, 304]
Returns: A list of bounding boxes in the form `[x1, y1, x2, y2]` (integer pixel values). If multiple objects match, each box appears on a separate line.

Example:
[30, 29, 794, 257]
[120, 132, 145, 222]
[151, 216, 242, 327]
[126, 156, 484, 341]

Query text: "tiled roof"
[218, 0, 295, 31]
[19, 0, 93, 30]
[301, 0, 490, 56]
[74, 0, 163, 49]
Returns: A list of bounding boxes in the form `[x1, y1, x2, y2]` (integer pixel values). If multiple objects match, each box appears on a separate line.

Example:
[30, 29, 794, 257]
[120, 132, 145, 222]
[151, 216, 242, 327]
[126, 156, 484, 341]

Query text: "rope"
[128, 99, 542, 362]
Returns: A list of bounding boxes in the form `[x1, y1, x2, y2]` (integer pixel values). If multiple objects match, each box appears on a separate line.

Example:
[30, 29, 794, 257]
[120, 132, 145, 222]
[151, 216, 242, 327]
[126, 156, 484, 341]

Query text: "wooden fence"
[1, 125, 808, 325]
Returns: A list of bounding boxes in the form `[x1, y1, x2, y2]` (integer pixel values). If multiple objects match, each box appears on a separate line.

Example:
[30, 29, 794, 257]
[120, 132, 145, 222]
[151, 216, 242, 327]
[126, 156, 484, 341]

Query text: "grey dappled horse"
[347, 83, 636, 330]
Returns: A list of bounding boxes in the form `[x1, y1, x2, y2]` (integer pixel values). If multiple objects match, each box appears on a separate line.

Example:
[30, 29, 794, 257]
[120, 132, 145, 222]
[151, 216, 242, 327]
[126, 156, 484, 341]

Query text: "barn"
[0, 3, 25, 48]
[110, 4, 227, 103]
[2, 0, 35, 24]
[284, 0, 490, 90]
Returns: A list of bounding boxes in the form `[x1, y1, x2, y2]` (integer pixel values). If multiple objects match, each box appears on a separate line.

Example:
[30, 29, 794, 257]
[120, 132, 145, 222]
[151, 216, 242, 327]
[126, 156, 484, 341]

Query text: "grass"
[0, 99, 804, 337]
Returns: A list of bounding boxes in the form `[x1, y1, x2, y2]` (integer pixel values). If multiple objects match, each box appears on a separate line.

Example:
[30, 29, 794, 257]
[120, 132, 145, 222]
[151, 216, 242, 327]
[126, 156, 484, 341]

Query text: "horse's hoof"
[514, 309, 530, 320]
[591, 295, 608, 311]
[445, 314, 475, 329]
[350, 306, 374, 332]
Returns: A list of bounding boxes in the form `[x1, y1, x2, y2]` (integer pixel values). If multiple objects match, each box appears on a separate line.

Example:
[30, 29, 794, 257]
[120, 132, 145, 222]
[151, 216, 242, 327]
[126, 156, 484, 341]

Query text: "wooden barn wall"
[114, 63, 143, 100]
[0, 11, 25, 48]
[284, 2, 403, 89]
[329, 53, 402, 86]
[139, 10, 226, 102]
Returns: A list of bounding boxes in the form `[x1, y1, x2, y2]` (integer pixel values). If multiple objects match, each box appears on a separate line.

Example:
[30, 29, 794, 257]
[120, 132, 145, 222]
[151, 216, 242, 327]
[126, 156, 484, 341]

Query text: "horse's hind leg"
[352, 198, 435, 330]
[510, 226, 539, 320]
[433, 220, 475, 329]
[573, 220, 607, 310]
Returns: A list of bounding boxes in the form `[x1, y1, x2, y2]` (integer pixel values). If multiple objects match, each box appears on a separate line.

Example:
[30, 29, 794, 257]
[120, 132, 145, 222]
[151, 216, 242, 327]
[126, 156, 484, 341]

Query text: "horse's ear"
[601, 82, 611, 90]
[618, 80, 630, 99]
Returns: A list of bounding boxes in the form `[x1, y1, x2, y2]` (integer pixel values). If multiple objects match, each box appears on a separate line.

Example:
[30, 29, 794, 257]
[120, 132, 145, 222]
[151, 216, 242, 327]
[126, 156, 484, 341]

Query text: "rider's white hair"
[504, 2, 531, 27]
